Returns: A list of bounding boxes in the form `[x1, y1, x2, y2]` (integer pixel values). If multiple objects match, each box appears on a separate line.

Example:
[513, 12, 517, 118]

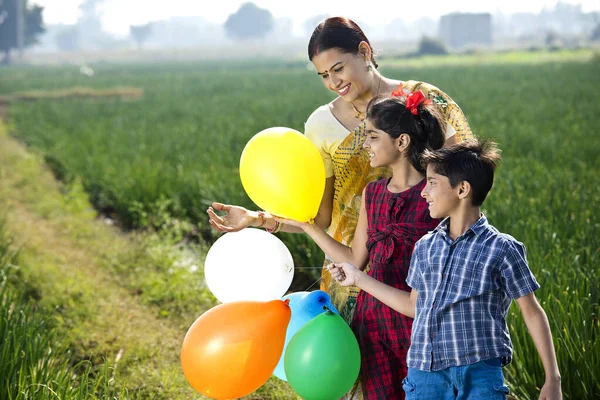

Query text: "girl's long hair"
[366, 95, 445, 172]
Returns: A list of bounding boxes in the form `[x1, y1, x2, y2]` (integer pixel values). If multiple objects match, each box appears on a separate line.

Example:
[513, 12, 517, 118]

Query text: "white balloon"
[204, 228, 294, 303]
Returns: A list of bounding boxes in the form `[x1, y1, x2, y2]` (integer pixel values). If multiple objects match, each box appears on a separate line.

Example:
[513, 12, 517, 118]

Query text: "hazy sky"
[36, 0, 600, 36]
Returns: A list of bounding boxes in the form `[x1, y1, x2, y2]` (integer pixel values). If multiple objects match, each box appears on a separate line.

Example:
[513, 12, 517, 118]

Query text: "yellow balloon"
[240, 127, 326, 222]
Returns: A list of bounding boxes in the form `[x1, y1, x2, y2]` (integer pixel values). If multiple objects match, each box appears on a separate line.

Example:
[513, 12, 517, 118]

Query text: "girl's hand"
[328, 262, 362, 287]
[207, 202, 255, 232]
[273, 216, 311, 231]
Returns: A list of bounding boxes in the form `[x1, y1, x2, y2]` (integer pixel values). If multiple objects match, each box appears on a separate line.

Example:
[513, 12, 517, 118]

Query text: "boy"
[329, 139, 561, 399]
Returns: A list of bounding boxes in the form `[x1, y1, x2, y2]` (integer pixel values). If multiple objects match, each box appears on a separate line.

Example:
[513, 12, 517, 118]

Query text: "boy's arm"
[357, 272, 417, 318]
[328, 263, 417, 318]
[516, 293, 562, 400]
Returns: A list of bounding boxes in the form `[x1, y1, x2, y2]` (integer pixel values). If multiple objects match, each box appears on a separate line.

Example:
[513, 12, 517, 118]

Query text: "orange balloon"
[180, 300, 291, 399]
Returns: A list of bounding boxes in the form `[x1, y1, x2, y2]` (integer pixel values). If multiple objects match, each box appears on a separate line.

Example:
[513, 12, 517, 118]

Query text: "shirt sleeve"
[500, 240, 540, 299]
[406, 241, 422, 290]
[304, 111, 334, 178]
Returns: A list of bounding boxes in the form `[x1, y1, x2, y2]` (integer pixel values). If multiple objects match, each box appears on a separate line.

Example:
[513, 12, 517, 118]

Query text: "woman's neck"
[387, 159, 424, 193]
[352, 73, 387, 111]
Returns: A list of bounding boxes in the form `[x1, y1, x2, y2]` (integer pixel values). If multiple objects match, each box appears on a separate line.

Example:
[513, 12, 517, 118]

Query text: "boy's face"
[422, 164, 460, 219]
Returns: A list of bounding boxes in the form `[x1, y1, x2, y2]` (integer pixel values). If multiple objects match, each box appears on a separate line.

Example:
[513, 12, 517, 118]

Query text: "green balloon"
[284, 310, 361, 400]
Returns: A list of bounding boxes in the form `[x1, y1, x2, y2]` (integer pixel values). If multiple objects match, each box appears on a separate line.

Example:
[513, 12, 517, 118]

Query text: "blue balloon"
[273, 290, 339, 381]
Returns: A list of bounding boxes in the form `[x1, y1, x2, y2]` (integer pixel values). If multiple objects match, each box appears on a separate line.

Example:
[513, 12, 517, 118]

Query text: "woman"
[207, 16, 472, 399]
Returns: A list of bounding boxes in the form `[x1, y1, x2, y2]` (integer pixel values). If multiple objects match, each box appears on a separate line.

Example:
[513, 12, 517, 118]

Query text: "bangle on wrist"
[256, 211, 266, 228]
[267, 220, 283, 233]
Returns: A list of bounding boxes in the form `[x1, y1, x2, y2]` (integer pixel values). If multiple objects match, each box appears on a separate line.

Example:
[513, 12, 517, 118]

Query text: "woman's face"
[311, 48, 370, 103]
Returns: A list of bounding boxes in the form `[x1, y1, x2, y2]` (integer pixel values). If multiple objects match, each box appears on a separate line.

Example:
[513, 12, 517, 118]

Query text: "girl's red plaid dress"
[351, 178, 439, 399]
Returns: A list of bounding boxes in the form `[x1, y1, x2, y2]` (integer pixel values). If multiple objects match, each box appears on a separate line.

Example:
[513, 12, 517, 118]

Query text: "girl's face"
[312, 48, 371, 103]
[363, 120, 402, 168]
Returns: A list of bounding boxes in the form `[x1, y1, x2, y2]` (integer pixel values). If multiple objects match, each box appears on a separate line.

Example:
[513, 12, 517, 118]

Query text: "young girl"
[277, 91, 446, 399]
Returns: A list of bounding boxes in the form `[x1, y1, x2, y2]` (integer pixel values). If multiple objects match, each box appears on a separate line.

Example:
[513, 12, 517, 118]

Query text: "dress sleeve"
[304, 107, 334, 178]
[403, 80, 473, 142]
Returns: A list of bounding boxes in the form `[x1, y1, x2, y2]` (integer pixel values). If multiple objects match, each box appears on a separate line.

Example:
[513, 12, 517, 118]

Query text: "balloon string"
[294, 266, 325, 269]
[304, 276, 322, 291]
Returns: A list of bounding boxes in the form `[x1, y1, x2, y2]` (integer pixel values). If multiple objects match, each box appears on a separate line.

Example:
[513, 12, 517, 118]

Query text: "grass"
[0, 50, 598, 398]
[379, 48, 597, 68]
[0, 215, 128, 399]
[0, 86, 143, 103]
[0, 125, 300, 399]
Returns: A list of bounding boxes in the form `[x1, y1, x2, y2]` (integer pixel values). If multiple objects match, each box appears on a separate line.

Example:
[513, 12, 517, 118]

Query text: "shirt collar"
[469, 214, 488, 237]
[432, 214, 488, 239]
[433, 217, 451, 236]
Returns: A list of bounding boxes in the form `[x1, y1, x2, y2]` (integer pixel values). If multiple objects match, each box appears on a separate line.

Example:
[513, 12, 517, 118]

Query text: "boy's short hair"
[421, 138, 502, 206]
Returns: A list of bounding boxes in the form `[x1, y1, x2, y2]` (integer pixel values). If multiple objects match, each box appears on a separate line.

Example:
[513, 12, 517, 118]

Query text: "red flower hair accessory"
[405, 91, 432, 115]
[391, 87, 405, 97]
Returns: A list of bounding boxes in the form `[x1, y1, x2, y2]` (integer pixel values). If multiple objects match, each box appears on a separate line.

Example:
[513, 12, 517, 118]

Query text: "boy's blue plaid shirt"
[406, 214, 540, 371]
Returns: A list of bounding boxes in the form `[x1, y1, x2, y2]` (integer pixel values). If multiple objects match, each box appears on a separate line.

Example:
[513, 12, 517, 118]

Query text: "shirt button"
[442, 274, 446, 279]
[432, 302, 436, 308]
[430, 333, 435, 338]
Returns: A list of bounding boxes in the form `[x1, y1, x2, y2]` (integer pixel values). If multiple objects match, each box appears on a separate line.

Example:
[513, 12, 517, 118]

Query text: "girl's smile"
[362, 120, 402, 168]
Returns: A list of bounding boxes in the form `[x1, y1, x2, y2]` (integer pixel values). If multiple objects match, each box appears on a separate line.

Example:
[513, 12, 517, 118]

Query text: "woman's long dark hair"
[308, 17, 378, 68]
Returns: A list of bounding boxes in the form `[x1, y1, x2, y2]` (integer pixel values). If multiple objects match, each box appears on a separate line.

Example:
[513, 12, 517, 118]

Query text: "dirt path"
[0, 113, 202, 398]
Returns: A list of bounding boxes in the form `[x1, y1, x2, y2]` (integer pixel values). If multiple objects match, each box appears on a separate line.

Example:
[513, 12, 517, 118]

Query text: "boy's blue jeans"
[402, 358, 510, 399]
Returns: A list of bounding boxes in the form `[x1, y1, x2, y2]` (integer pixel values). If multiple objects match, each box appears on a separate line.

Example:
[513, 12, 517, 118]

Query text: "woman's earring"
[366, 63, 372, 72]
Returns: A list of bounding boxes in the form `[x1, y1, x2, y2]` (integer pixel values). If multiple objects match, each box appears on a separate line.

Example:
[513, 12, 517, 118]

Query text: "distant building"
[439, 13, 492, 48]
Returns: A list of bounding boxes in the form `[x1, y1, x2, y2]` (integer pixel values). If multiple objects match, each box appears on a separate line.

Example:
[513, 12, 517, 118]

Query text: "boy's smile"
[421, 165, 460, 219]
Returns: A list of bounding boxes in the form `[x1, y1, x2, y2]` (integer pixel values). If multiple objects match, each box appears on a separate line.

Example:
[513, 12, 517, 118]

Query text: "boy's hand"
[538, 377, 562, 400]
[328, 262, 362, 287]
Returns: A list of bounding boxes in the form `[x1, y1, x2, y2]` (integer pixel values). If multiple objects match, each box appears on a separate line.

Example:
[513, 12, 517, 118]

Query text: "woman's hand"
[207, 202, 256, 232]
[327, 262, 363, 287]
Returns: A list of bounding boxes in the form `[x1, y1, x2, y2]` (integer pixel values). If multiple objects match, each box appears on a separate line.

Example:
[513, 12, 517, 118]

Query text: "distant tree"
[544, 30, 559, 46]
[544, 30, 562, 51]
[130, 23, 153, 48]
[0, 0, 45, 64]
[55, 26, 80, 51]
[591, 23, 600, 41]
[302, 14, 329, 36]
[417, 36, 448, 56]
[224, 2, 274, 40]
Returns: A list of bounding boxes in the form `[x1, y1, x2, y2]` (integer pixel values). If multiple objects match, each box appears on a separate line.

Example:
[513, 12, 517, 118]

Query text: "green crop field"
[0, 52, 598, 399]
